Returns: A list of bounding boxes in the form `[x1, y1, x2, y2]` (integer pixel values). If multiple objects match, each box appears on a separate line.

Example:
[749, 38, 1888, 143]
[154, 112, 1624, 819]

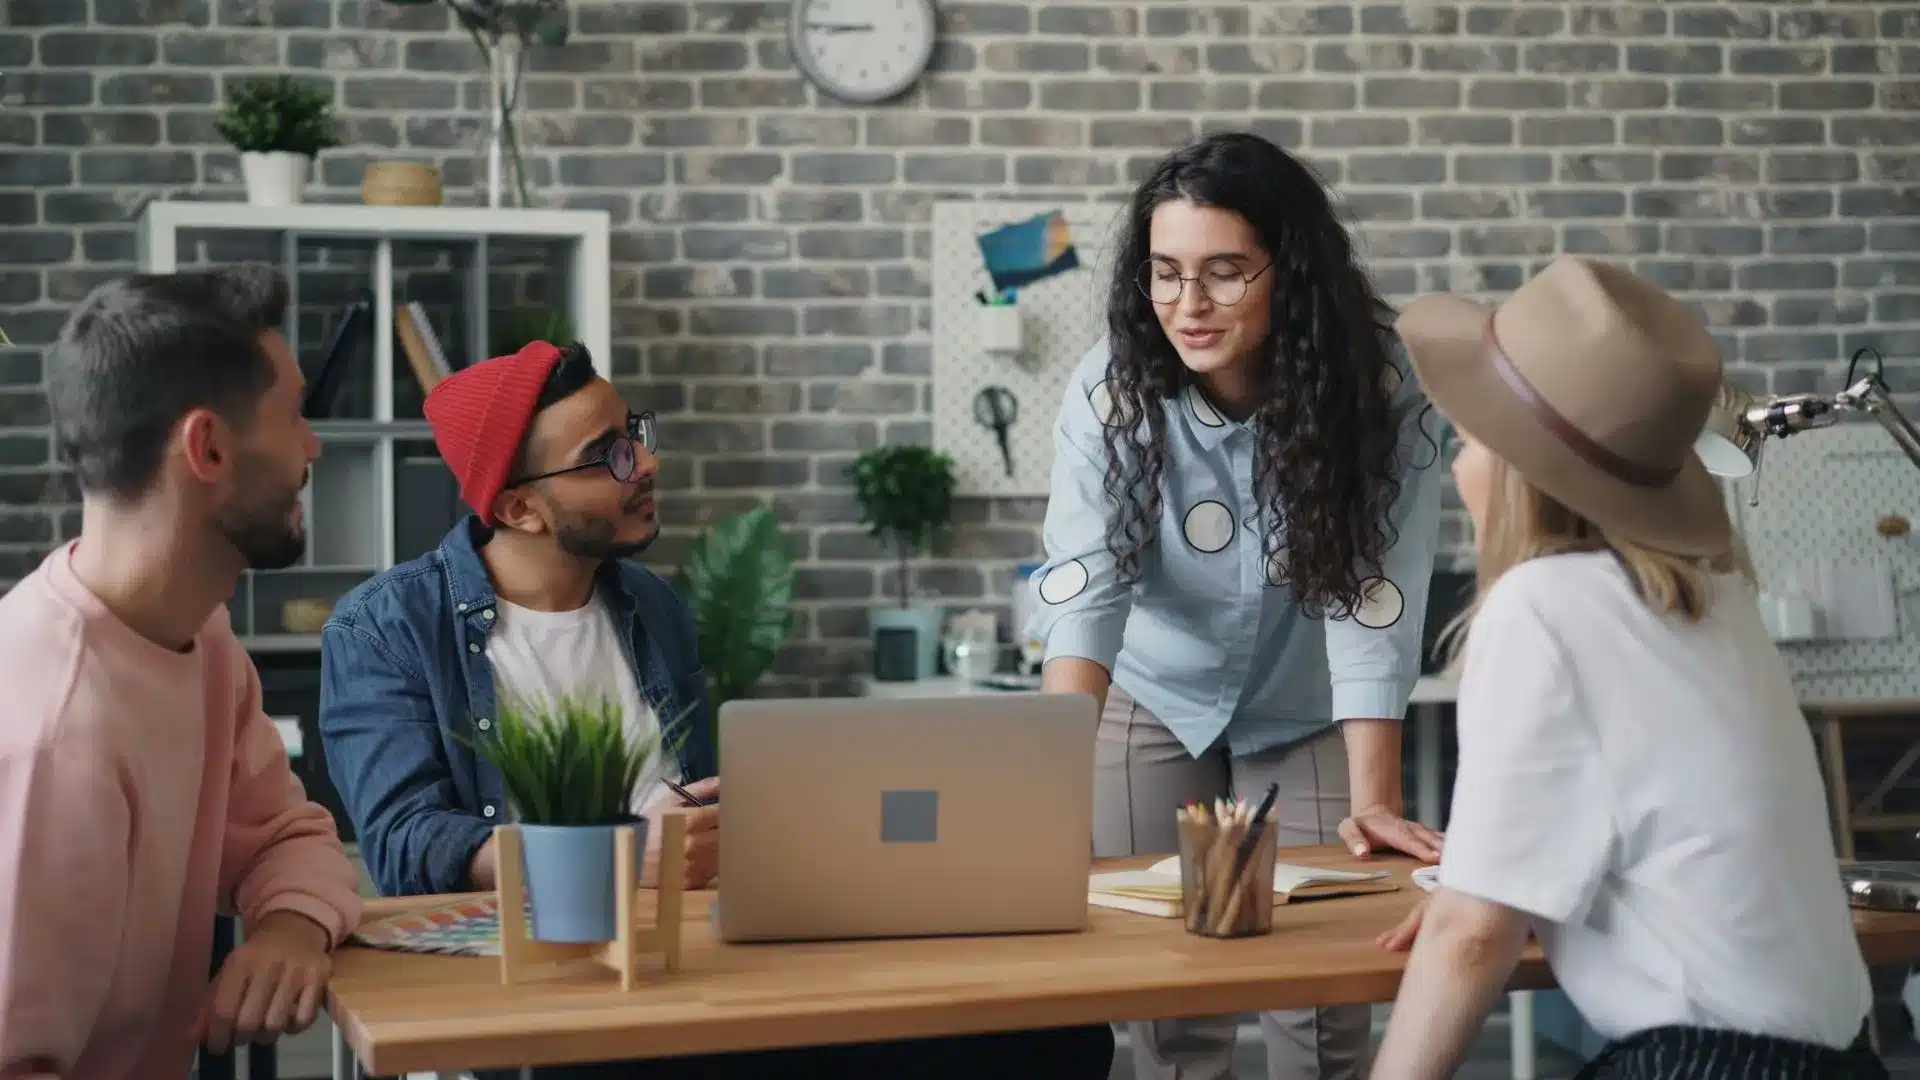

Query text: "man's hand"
[1338, 802, 1444, 863]
[194, 911, 333, 1055]
[642, 776, 720, 889]
[1376, 895, 1426, 952]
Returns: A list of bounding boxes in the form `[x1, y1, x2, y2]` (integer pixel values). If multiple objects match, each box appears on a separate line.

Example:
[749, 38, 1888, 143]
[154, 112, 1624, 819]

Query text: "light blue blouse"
[1025, 334, 1445, 758]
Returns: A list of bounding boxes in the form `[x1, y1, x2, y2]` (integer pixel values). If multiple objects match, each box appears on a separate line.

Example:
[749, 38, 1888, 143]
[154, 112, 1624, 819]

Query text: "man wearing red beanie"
[317, 341, 1113, 1080]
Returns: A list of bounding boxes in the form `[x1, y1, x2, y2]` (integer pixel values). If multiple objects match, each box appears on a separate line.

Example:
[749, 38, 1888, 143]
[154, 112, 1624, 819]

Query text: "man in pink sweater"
[0, 266, 363, 1080]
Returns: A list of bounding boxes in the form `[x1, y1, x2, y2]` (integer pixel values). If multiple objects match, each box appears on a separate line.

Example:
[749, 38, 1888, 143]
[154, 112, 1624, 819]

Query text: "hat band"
[1484, 316, 1680, 490]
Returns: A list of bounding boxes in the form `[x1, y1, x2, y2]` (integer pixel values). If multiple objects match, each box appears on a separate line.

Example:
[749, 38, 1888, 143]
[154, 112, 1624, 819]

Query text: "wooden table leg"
[1817, 713, 1857, 860]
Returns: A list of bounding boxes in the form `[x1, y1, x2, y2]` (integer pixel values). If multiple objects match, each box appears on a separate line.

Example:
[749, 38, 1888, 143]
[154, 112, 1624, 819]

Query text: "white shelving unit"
[134, 201, 613, 654]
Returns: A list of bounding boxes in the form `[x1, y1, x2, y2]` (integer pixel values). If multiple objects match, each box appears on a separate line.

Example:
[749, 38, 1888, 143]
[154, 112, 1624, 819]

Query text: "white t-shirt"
[485, 594, 677, 819]
[1438, 552, 1871, 1048]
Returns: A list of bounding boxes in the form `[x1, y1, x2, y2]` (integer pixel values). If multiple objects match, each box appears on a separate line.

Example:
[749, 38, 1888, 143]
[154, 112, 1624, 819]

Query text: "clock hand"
[807, 22, 874, 32]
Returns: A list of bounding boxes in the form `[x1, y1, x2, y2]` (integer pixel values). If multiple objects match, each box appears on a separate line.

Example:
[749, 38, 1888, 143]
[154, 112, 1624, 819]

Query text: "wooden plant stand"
[493, 811, 687, 990]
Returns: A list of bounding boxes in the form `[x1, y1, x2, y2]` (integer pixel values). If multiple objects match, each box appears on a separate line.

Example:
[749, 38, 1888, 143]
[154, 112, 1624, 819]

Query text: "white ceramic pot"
[240, 151, 311, 207]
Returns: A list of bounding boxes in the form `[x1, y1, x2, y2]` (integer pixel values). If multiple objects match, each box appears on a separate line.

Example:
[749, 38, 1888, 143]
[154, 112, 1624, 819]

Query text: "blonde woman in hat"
[1371, 256, 1884, 1080]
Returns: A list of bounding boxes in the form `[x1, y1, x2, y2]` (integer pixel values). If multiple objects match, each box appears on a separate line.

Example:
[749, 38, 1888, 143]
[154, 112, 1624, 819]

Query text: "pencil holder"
[1176, 804, 1278, 939]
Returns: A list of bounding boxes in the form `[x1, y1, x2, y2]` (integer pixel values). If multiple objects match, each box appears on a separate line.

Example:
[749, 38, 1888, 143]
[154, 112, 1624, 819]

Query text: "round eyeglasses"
[511, 411, 656, 487]
[1136, 258, 1273, 307]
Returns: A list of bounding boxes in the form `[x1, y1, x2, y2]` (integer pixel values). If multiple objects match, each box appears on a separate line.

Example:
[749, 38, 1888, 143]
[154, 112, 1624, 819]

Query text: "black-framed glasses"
[1136, 258, 1272, 307]
[511, 411, 656, 486]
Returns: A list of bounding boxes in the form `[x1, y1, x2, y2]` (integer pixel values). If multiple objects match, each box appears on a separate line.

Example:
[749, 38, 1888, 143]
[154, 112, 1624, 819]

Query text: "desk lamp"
[1694, 348, 1920, 498]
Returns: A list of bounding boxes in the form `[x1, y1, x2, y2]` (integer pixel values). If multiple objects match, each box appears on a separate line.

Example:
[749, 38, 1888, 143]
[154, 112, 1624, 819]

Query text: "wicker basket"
[361, 161, 443, 207]
[281, 598, 334, 635]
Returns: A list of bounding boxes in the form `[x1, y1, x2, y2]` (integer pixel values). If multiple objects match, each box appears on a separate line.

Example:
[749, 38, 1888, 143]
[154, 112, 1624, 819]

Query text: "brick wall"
[0, 1, 1915, 695]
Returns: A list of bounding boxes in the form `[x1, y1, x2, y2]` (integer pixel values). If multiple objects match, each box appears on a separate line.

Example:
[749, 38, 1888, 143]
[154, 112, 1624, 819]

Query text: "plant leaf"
[673, 506, 795, 715]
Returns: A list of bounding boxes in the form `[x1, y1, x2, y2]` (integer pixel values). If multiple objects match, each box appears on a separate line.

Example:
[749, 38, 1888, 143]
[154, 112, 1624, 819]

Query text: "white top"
[486, 594, 675, 819]
[1438, 552, 1871, 1048]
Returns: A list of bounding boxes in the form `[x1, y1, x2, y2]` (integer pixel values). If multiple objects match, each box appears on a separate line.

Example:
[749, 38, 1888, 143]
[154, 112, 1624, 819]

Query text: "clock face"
[791, 0, 938, 104]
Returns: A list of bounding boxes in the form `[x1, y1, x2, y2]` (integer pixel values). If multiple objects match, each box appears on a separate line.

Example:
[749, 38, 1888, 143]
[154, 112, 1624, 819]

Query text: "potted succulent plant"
[848, 444, 956, 681]
[673, 505, 796, 728]
[214, 76, 339, 207]
[474, 693, 663, 943]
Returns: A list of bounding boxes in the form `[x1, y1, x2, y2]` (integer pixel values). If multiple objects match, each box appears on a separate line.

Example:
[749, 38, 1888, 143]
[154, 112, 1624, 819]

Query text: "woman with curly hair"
[1028, 131, 1445, 1079]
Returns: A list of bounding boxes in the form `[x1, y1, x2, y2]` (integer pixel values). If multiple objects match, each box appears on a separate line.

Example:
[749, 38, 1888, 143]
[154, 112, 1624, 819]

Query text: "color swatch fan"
[350, 895, 526, 957]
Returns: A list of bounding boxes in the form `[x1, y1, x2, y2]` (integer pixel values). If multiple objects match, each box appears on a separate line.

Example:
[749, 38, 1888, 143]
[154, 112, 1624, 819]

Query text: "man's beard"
[216, 460, 307, 571]
[551, 489, 658, 561]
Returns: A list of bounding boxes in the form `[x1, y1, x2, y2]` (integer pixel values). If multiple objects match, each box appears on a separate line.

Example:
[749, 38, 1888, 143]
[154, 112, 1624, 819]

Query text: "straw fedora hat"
[1395, 255, 1732, 556]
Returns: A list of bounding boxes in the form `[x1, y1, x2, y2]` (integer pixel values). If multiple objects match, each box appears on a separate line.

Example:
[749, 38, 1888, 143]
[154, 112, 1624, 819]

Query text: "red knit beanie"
[423, 340, 563, 526]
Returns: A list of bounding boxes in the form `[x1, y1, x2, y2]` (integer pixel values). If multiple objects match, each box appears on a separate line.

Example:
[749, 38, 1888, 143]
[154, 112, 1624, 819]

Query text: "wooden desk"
[325, 846, 1920, 1077]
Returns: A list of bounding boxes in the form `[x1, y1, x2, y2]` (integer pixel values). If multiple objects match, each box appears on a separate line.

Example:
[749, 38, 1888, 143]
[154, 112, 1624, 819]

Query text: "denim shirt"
[318, 516, 715, 897]
[1025, 333, 1445, 759]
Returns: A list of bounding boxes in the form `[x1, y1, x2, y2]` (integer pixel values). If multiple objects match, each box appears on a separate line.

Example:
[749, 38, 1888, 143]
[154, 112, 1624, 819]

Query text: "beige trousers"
[1095, 686, 1373, 1080]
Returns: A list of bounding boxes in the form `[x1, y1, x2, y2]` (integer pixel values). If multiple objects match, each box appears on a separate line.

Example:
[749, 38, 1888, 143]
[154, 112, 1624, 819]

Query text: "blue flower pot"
[518, 818, 649, 943]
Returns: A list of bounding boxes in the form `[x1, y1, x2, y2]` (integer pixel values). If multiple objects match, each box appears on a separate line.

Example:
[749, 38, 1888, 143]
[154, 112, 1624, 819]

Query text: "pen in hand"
[663, 776, 716, 808]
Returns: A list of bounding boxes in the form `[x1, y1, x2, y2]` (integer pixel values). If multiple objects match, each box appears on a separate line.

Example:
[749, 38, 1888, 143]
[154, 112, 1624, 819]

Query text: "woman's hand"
[1376, 896, 1426, 952]
[1338, 802, 1444, 863]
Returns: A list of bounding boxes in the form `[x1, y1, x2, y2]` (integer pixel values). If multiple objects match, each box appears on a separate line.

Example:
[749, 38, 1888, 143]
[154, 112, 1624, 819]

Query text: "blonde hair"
[1437, 452, 1754, 675]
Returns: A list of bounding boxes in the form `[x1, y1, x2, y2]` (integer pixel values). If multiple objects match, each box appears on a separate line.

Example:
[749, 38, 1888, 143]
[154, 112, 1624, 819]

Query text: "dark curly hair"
[1100, 131, 1416, 619]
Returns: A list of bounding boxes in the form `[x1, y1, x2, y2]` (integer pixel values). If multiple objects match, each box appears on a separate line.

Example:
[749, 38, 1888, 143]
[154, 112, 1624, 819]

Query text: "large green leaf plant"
[673, 506, 796, 717]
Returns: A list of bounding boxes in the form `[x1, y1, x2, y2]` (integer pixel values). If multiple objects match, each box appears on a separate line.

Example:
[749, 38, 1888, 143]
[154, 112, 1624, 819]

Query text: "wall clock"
[789, 0, 939, 105]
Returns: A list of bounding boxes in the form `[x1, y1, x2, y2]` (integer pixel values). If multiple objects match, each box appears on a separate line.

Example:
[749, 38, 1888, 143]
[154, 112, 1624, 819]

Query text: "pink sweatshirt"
[0, 543, 363, 1080]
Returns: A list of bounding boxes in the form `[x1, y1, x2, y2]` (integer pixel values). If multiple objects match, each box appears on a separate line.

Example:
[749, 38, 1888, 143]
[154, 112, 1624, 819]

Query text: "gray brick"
[1745, 333, 1841, 366]
[1764, 192, 1837, 219]
[1039, 5, 1137, 35]
[904, 154, 1006, 185]
[162, 30, 278, 65]
[1357, 228, 1449, 260]
[0, 153, 71, 187]
[1312, 42, 1411, 73]
[1145, 6, 1253, 37]
[1526, 43, 1617, 75]
[764, 344, 874, 376]
[1674, 7, 1770, 40]
[1310, 117, 1409, 150]
[757, 116, 858, 148]
[1628, 45, 1721, 76]
[639, 115, 748, 148]
[6, 0, 101, 24]
[1673, 80, 1772, 112]
[1153, 80, 1253, 111]
[636, 38, 740, 72]
[984, 41, 1088, 73]
[1342, 192, 1413, 223]
[1470, 79, 1566, 110]
[0, 231, 75, 265]
[1094, 43, 1197, 76]
[1660, 153, 1756, 184]
[1570, 79, 1669, 111]
[1779, 9, 1877, 41]
[1782, 82, 1877, 111]
[1209, 42, 1309, 74]
[1040, 80, 1142, 112]
[1458, 153, 1554, 184]
[1350, 154, 1444, 186]
[1417, 117, 1512, 148]
[0, 197, 34, 227]
[692, 383, 804, 415]
[797, 229, 905, 262]
[1842, 188, 1920, 219]
[343, 77, 455, 111]
[44, 113, 160, 147]
[1666, 226, 1764, 258]
[37, 30, 156, 65]
[1730, 46, 1826, 77]
[1363, 77, 1459, 110]
[1257, 79, 1356, 111]
[1771, 225, 1866, 257]
[286, 33, 398, 70]
[757, 190, 860, 225]
[1571, 4, 1665, 36]
[803, 307, 915, 340]
[1731, 118, 1824, 148]
[1520, 117, 1615, 147]
[1465, 5, 1561, 35]
[702, 457, 811, 490]
[585, 78, 695, 110]
[773, 419, 878, 453]
[1775, 296, 1870, 328]
[683, 228, 791, 262]
[866, 116, 972, 146]
[1875, 295, 1920, 324]
[675, 152, 782, 184]
[944, 2, 1032, 33]
[1743, 262, 1840, 292]
[100, 73, 212, 105]
[575, 2, 687, 34]
[698, 76, 803, 109]
[981, 116, 1085, 148]
[1631, 260, 1732, 294]
[1092, 118, 1195, 149]
[922, 78, 1033, 111]
[1844, 260, 1920, 289]
[1420, 44, 1516, 74]
[560, 153, 669, 187]
[1835, 118, 1920, 149]
[1870, 153, 1920, 183]
[1834, 44, 1905, 74]
[217, 0, 326, 27]
[648, 343, 756, 378]
[1529, 191, 1625, 219]
[1769, 154, 1859, 184]
[790, 153, 894, 185]
[1420, 191, 1515, 221]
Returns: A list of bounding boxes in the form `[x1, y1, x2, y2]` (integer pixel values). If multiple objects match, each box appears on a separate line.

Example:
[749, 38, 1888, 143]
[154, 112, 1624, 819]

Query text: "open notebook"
[1089, 859, 1397, 918]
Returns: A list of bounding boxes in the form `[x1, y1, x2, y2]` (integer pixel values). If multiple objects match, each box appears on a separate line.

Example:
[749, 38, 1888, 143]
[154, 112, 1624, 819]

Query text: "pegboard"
[932, 200, 1125, 498]
[1732, 421, 1920, 702]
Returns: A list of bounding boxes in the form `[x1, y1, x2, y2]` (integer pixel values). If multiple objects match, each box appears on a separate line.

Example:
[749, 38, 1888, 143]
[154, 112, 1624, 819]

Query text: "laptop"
[715, 691, 1098, 944]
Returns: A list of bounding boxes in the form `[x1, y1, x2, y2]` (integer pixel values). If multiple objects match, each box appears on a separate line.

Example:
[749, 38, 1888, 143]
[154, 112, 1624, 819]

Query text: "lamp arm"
[1838, 376, 1920, 473]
